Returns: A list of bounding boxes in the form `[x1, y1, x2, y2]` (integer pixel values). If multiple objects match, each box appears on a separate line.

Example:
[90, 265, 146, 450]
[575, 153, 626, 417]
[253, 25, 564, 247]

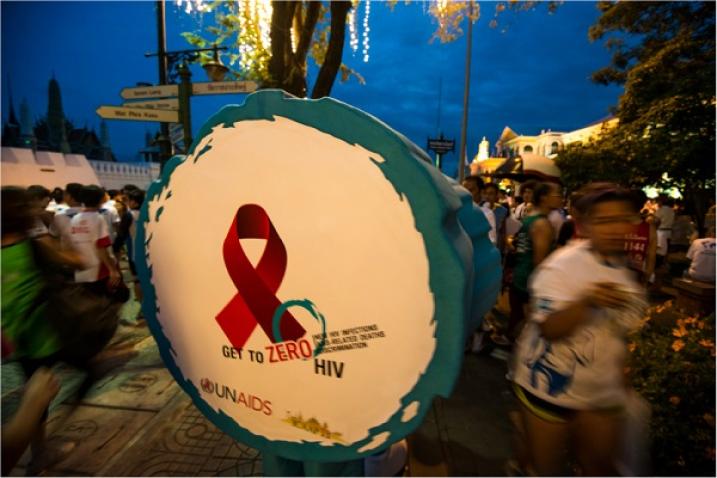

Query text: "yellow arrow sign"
[120, 84, 178, 100]
[123, 98, 179, 111]
[96, 105, 179, 123]
[192, 80, 258, 95]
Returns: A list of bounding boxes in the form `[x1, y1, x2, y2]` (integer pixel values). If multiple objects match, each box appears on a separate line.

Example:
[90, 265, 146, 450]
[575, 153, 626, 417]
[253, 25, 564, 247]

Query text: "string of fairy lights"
[174, 0, 457, 67]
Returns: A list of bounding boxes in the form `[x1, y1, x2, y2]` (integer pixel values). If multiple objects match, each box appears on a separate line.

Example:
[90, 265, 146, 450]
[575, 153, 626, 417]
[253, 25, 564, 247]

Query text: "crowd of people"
[1, 182, 145, 474]
[1, 174, 714, 476]
[461, 175, 715, 476]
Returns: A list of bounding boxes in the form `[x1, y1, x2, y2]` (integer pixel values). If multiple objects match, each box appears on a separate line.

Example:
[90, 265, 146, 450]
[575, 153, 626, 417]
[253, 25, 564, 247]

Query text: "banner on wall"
[136, 90, 501, 462]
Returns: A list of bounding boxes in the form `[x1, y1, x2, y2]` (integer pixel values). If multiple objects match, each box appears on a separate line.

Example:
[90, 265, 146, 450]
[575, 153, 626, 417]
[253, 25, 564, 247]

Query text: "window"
[550, 142, 559, 154]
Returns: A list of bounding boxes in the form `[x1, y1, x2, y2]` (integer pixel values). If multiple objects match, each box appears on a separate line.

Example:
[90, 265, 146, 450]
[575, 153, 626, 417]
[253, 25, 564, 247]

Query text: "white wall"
[1, 147, 100, 189]
[89, 160, 160, 190]
[1, 147, 159, 190]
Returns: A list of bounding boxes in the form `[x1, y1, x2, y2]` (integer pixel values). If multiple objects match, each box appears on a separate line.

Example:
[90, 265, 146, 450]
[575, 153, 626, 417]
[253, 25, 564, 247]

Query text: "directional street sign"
[192, 80, 258, 96]
[428, 139, 455, 155]
[123, 98, 179, 111]
[120, 84, 178, 100]
[96, 105, 179, 123]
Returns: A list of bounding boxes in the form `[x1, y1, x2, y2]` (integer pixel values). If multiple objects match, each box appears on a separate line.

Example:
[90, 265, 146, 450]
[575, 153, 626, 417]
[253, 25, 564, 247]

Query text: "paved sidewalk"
[2, 319, 515, 476]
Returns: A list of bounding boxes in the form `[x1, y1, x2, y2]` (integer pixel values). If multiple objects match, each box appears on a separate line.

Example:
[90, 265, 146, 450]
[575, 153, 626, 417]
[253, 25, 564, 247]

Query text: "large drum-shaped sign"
[137, 90, 500, 462]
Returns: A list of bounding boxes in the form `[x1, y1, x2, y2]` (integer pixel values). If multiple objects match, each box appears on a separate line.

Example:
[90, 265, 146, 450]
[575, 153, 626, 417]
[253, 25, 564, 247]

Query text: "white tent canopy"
[519, 152, 560, 179]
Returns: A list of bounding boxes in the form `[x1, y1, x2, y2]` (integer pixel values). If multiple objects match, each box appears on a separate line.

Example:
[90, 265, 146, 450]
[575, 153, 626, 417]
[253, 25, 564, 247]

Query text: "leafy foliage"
[179, 1, 355, 98]
[555, 1, 715, 231]
[628, 301, 715, 475]
[181, 1, 560, 98]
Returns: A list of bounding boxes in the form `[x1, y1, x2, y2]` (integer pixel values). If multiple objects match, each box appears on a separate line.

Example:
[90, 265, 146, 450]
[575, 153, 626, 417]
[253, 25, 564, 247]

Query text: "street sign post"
[427, 139, 455, 155]
[123, 98, 179, 110]
[192, 80, 258, 95]
[169, 123, 184, 152]
[120, 84, 178, 100]
[96, 105, 179, 123]
[427, 135, 455, 172]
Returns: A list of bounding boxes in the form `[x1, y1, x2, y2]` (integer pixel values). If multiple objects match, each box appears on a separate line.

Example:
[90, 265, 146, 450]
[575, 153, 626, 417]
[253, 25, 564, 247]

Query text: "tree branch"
[268, 1, 290, 88]
[296, 1, 321, 66]
[311, 1, 351, 99]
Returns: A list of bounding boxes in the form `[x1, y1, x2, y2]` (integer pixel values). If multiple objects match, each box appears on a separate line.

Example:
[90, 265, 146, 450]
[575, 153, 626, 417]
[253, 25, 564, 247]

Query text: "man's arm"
[539, 282, 634, 340]
[35, 235, 86, 269]
[97, 245, 121, 287]
[95, 218, 121, 286]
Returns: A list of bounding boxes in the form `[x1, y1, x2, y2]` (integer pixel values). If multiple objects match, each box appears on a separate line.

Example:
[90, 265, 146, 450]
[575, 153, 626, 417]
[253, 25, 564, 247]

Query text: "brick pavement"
[2, 317, 515, 477]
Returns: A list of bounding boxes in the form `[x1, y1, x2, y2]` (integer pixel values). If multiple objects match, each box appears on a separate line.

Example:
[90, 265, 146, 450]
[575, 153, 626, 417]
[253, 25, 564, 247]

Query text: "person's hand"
[21, 367, 59, 415]
[584, 282, 633, 309]
[108, 268, 122, 287]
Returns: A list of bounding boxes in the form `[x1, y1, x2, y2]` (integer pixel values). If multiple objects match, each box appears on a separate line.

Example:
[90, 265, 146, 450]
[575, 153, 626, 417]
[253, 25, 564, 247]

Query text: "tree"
[181, 1, 559, 99]
[182, 1, 358, 98]
[555, 1, 715, 231]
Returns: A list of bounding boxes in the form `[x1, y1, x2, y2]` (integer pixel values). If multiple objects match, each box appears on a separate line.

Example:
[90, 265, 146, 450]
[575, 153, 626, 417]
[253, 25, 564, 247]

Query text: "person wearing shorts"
[511, 188, 646, 475]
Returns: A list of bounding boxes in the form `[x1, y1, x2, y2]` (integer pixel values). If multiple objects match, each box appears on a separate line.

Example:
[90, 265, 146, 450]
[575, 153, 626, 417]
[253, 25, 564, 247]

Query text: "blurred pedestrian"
[462, 176, 497, 245]
[99, 188, 120, 243]
[69, 185, 121, 292]
[483, 182, 509, 253]
[46, 187, 66, 214]
[654, 194, 675, 265]
[1, 186, 84, 474]
[513, 180, 538, 221]
[685, 226, 716, 283]
[127, 188, 145, 304]
[624, 190, 657, 286]
[2, 368, 62, 475]
[506, 182, 561, 342]
[26, 185, 53, 238]
[511, 187, 646, 476]
[51, 183, 83, 248]
[670, 200, 696, 253]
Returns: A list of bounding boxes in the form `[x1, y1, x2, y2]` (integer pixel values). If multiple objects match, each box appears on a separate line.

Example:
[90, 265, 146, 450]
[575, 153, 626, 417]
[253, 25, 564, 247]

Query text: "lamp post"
[145, 44, 229, 158]
[458, 0, 475, 183]
[154, 1, 171, 172]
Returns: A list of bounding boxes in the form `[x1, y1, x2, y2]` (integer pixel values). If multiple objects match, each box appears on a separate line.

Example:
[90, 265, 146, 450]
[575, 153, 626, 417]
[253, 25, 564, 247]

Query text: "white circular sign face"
[137, 91, 482, 461]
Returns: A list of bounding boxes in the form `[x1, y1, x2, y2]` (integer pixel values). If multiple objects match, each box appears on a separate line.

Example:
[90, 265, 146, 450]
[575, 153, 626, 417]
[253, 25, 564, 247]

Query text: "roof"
[583, 114, 616, 128]
[498, 126, 518, 142]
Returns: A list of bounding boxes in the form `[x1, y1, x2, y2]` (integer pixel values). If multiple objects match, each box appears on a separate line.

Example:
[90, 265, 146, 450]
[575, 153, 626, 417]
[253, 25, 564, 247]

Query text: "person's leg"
[573, 409, 623, 476]
[519, 402, 570, 476]
[507, 286, 526, 342]
[19, 357, 75, 474]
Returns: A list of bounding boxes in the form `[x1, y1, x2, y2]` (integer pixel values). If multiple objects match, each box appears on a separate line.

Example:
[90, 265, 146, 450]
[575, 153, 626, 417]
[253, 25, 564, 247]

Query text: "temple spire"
[47, 75, 70, 153]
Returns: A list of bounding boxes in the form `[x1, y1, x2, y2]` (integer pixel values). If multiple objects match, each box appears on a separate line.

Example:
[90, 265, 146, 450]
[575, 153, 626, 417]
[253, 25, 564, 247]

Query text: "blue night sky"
[1, 1, 623, 176]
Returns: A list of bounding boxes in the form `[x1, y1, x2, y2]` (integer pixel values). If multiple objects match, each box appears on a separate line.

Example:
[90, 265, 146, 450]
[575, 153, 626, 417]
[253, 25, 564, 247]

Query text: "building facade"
[471, 116, 619, 176]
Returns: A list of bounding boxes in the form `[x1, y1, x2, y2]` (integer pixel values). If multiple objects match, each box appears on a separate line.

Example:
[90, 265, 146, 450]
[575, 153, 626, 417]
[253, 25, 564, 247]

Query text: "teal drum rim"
[136, 90, 485, 462]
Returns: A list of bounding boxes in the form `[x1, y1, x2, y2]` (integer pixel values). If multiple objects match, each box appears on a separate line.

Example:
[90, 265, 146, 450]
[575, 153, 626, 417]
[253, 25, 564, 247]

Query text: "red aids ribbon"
[216, 204, 305, 349]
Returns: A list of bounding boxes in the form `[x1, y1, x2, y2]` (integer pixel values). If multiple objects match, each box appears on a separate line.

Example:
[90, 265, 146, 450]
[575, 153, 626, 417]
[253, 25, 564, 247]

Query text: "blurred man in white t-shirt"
[686, 228, 716, 283]
[51, 183, 84, 248]
[654, 194, 675, 261]
[70, 185, 121, 292]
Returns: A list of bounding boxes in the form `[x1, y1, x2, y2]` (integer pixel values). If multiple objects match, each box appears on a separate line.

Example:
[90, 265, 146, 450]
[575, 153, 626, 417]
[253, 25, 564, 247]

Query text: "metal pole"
[458, 0, 474, 183]
[156, 0, 172, 171]
[178, 63, 193, 153]
[436, 153, 442, 172]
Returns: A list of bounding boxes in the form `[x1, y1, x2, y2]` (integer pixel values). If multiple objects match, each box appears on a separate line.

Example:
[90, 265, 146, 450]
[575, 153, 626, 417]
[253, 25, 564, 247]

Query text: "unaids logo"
[215, 204, 326, 354]
[200, 378, 215, 394]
